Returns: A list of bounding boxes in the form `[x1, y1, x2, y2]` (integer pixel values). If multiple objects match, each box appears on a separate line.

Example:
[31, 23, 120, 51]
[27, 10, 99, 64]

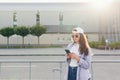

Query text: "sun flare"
[91, 0, 113, 10]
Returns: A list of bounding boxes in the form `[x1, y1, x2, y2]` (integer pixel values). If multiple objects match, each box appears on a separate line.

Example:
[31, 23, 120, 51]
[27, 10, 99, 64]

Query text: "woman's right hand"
[66, 54, 71, 59]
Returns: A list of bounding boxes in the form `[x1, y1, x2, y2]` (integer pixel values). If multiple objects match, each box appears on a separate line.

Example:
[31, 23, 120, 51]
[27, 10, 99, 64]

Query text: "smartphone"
[65, 49, 71, 54]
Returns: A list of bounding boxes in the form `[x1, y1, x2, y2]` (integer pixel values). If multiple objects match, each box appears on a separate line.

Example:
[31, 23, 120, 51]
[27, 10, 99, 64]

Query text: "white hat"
[72, 27, 84, 34]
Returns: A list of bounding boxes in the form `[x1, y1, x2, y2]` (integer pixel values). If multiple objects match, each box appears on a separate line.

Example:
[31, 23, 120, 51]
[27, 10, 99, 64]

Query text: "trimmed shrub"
[89, 41, 101, 48]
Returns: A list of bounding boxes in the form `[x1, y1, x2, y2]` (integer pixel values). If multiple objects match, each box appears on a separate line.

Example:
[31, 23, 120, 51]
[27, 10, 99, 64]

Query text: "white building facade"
[0, 3, 119, 45]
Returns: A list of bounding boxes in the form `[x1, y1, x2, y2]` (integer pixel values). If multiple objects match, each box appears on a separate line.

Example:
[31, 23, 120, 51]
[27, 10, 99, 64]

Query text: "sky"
[0, 0, 119, 40]
[0, 0, 118, 3]
[0, 0, 87, 3]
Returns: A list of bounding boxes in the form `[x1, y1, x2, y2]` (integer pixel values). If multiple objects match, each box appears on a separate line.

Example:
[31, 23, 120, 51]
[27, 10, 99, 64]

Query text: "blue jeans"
[88, 78, 91, 80]
[68, 66, 77, 80]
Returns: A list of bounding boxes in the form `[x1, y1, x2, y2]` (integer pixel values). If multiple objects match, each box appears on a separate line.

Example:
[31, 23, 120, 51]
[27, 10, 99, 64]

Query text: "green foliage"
[14, 26, 29, 47]
[30, 25, 46, 37]
[0, 27, 14, 48]
[89, 41, 120, 49]
[101, 35, 106, 45]
[89, 41, 101, 48]
[0, 44, 62, 48]
[108, 42, 120, 49]
[14, 26, 29, 37]
[30, 24, 46, 45]
[0, 27, 14, 37]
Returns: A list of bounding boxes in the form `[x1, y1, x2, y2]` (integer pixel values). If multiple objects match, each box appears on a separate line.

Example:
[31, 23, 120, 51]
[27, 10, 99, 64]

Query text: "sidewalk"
[0, 48, 119, 80]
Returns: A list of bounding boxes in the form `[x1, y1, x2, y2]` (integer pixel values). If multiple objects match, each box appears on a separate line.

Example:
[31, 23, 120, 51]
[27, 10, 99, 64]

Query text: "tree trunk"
[7, 37, 9, 48]
[38, 36, 40, 46]
[22, 36, 24, 47]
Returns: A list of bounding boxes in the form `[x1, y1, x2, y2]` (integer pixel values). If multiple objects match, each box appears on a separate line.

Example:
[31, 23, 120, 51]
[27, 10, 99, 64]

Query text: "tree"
[0, 27, 14, 47]
[30, 25, 46, 46]
[14, 26, 29, 46]
[101, 35, 106, 45]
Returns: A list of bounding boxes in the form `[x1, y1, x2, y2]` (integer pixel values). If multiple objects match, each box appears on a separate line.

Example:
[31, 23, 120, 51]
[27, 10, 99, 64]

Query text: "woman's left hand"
[69, 53, 80, 62]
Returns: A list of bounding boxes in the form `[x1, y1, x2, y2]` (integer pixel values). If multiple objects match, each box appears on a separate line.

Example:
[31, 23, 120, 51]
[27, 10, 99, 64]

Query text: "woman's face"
[72, 33, 80, 43]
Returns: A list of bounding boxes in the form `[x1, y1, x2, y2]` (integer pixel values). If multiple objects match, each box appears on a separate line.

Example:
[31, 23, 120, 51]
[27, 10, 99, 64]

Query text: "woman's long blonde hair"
[79, 33, 90, 56]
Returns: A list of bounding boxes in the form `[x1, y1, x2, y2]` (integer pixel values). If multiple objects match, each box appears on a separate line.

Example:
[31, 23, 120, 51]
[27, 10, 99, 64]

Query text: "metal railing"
[91, 60, 120, 80]
[0, 60, 65, 80]
[0, 53, 120, 56]
[0, 53, 120, 80]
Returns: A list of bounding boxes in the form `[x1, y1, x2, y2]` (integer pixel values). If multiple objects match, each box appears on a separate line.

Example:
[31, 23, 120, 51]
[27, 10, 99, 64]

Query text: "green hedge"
[89, 41, 101, 48]
[108, 42, 120, 49]
[89, 41, 120, 49]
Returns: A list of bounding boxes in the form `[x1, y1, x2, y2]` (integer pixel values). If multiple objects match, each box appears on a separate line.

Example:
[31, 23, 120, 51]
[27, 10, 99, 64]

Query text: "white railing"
[0, 54, 120, 80]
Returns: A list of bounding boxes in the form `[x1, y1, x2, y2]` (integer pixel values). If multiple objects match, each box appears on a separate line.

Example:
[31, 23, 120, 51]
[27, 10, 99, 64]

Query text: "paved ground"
[0, 48, 120, 80]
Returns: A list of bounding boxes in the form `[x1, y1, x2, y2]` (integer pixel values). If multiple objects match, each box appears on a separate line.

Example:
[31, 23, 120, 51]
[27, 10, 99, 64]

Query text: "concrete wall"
[0, 34, 98, 45]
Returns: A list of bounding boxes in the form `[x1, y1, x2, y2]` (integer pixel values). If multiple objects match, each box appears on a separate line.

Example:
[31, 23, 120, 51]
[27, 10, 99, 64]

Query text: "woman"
[65, 27, 92, 80]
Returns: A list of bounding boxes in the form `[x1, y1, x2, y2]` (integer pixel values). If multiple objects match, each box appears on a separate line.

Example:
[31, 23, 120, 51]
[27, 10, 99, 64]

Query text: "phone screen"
[65, 49, 70, 54]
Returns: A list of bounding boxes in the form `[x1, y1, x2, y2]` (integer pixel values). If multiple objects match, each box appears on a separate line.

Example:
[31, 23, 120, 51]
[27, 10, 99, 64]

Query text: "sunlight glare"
[91, 0, 113, 10]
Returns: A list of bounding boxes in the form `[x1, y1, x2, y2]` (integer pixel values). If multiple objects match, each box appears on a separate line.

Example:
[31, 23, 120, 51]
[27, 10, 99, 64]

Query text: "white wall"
[0, 34, 98, 45]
